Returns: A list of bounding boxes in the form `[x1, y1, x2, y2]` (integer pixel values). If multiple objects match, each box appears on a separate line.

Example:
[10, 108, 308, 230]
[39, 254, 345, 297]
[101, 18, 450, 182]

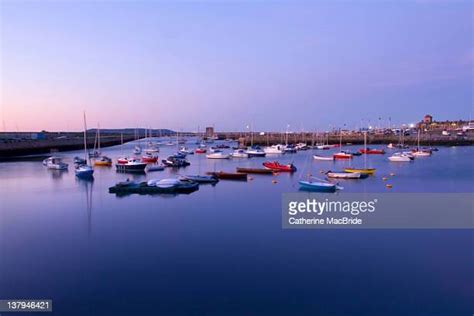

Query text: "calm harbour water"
[0, 139, 473, 315]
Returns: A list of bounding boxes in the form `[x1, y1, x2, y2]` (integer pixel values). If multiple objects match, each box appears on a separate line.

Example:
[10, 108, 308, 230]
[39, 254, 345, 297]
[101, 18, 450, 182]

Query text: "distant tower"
[423, 114, 433, 124]
[205, 127, 214, 138]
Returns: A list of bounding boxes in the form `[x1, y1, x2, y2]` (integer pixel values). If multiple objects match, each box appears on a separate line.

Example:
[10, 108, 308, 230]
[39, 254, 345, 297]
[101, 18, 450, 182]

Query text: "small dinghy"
[333, 152, 353, 159]
[236, 167, 274, 174]
[359, 148, 385, 154]
[195, 148, 207, 154]
[181, 175, 219, 183]
[326, 171, 362, 179]
[299, 178, 341, 193]
[262, 161, 297, 172]
[206, 152, 230, 159]
[313, 155, 334, 161]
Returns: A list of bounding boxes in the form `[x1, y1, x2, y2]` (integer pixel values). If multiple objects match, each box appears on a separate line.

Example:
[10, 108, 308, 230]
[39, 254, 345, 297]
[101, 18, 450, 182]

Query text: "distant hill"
[87, 128, 175, 136]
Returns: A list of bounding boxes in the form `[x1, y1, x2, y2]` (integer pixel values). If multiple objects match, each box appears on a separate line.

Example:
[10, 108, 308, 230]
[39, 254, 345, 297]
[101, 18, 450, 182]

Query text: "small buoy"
[249, 177, 253, 181]
[390, 173, 395, 176]
[272, 179, 277, 184]
[382, 177, 388, 181]
[386, 184, 393, 188]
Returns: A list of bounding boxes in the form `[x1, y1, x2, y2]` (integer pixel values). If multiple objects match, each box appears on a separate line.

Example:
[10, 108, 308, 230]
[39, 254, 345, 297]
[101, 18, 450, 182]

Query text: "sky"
[0, 0, 472, 132]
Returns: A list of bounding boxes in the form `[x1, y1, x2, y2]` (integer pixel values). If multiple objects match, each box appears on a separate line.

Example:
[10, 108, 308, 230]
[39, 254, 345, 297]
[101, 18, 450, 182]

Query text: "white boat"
[179, 147, 194, 155]
[387, 143, 395, 149]
[313, 155, 334, 161]
[44, 157, 69, 170]
[209, 147, 222, 153]
[412, 150, 431, 157]
[133, 145, 142, 155]
[388, 153, 412, 162]
[263, 144, 285, 154]
[326, 171, 362, 179]
[230, 149, 249, 158]
[206, 153, 230, 159]
[295, 143, 309, 150]
[116, 157, 147, 172]
[412, 129, 431, 157]
[144, 146, 159, 153]
[75, 112, 94, 178]
[246, 147, 266, 157]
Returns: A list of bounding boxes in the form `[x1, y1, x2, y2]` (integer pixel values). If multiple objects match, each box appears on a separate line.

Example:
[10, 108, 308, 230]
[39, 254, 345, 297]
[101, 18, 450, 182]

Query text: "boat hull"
[344, 168, 376, 175]
[298, 181, 336, 192]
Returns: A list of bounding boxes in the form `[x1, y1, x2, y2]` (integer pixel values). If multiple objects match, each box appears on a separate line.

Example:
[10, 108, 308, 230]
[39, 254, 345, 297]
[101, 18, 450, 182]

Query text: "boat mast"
[97, 123, 101, 154]
[83, 112, 88, 163]
[364, 131, 367, 169]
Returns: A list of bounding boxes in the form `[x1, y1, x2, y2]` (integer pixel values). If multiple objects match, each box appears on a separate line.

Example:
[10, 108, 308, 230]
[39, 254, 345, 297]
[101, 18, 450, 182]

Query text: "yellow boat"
[94, 156, 112, 167]
[344, 168, 376, 175]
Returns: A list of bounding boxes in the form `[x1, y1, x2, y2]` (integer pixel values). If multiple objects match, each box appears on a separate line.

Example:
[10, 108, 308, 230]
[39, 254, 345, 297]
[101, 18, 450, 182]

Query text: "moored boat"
[264, 144, 285, 154]
[388, 153, 413, 162]
[162, 156, 190, 167]
[236, 167, 274, 174]
[206, 152, 230, 159]
[109, 179, 199, 195]
[195, 148, 207, 154]
[230, 149, 249, 158]
[333, 152, 352, 159]
[180, 175, 219, 183]
[246, 146, 266, 157]
[115, 158, 147, 172]
[298, 179, 339, 192]
[326, 171, 362, 179]
[344, 168, 376, 175]
[44, 157, 69, 170]
[94, 156, 112, 166]
[147, 164, 165, 172]
[262, 161, 297, 172]
[141, 153, 158, 163]
[313, 155, 334, 161]
[206, 171, 247, 181]
[359, 148, 385, 154]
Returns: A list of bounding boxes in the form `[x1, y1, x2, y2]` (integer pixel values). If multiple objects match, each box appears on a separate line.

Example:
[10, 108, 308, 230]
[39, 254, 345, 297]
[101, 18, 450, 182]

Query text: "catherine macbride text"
[288, 199, 378, 216]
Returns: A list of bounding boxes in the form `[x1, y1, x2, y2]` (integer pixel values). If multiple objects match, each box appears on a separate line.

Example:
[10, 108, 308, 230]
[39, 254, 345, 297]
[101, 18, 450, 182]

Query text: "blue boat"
[298, 179, 339, 192]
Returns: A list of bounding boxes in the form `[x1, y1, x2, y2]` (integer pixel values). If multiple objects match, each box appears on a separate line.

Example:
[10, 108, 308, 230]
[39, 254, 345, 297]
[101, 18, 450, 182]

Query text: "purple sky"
[1, 0, 472, 132]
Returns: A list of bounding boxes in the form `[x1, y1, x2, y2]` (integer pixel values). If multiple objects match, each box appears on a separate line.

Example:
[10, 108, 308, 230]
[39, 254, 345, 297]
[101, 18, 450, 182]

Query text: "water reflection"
[77, 177, 94, 237]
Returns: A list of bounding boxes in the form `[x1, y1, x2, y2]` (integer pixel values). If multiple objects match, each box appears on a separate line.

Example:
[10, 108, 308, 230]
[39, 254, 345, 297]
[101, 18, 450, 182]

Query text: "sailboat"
[412, 129, 431, 157]
[94, 124, 112, 166]
[299, 177, 341, 192]
[333, 129, 352, 159]
[75, 112, 94, 178]
[344, 131, 376, 175]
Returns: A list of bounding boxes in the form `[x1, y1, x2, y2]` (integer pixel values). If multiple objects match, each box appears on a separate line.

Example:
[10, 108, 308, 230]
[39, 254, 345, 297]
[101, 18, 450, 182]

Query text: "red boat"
[195, 148, 207, 154]
[359, 148, 385, 154]
[262, 161, 297, 172]
[333, 152, 352, 159]
[142, 155, 158, 163]
[117, 158, 129, 164]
